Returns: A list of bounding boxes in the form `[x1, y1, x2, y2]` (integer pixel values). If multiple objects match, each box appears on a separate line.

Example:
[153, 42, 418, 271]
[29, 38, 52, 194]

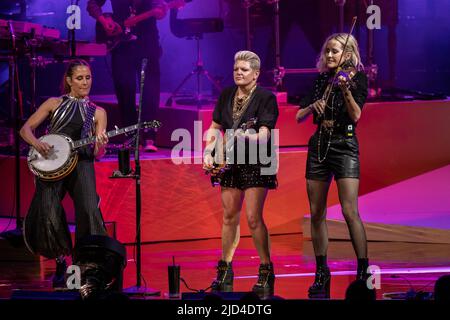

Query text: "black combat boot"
[308, 255, 331, 299]
[52, 256, 67, 289]
[356, 258, 370, 281]
[252, 262, 275, 298]
[211, 260, 234, 292]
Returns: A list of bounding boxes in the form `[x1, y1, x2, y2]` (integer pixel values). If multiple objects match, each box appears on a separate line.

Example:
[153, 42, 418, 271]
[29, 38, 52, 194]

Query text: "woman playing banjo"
[19, 59, 108, 287]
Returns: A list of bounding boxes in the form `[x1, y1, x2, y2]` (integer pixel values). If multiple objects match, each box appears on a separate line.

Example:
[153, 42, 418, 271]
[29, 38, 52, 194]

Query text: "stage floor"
[1, 234, 449, 300]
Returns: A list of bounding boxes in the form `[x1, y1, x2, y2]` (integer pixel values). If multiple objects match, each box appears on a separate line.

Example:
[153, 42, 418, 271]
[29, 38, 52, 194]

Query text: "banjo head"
[28, 134, 73, 173]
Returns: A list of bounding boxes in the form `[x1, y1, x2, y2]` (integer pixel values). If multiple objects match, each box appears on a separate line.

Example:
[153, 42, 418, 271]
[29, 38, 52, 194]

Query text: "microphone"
[136, 58, 148, 148]
[141, 58, 148, 75]
[140, 58, 148, 84]
[8, 21, 16, 37]
[7, 20, 17, 50]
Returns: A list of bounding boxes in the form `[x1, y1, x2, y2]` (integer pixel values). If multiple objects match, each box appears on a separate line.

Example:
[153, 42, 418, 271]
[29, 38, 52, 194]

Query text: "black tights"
[307, 178, 368, 262]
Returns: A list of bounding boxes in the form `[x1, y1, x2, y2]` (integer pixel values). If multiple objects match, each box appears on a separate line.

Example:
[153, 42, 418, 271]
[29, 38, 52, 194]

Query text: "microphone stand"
[366, 0, 380, 98]
[243, 0, 252, 50]
[335, 0, 346, 32]
[271, 0, 285, 92]
[122, 58, 160, 296]
[68, 0, 80, 57]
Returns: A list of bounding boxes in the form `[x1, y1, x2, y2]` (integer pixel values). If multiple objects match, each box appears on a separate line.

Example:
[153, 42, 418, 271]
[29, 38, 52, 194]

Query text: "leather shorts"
[306, 132, 360, 181]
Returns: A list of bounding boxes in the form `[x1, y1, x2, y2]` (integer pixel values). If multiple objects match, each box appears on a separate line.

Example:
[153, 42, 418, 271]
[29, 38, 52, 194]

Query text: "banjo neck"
[71, 121, 159, 149]
[29, 120, 160, 181]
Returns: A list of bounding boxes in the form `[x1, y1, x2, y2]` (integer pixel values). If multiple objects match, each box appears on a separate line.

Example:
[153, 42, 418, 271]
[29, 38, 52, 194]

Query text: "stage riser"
[302, 218, 450, 244]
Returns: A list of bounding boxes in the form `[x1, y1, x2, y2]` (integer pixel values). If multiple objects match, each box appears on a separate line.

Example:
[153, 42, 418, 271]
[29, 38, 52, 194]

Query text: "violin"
[320, 60, 357, 111]
[333, 60, 357, 90]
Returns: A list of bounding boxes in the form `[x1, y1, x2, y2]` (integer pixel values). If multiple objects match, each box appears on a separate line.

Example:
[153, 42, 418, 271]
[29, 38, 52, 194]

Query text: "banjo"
[27, 120, 161, 181]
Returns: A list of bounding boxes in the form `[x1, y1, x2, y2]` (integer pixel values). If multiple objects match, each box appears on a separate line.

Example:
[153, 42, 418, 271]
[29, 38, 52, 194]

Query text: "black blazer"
[213, 86, 279, 131]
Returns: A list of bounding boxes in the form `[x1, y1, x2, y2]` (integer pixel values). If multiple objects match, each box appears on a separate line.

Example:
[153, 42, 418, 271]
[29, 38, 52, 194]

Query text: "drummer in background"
[19, 59, 108, 289]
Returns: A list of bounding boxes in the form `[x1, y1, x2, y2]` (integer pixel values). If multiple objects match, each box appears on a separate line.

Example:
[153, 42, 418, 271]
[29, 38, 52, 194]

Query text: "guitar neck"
[129, 9, 159, 26]
[126, 2, 184, 27]
[72, 123, 142, 149]
[222, 118, 258, 155]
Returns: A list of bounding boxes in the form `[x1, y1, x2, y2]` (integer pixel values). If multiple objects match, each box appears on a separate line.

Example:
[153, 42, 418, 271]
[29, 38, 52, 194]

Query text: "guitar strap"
[80, 100, 96, 139]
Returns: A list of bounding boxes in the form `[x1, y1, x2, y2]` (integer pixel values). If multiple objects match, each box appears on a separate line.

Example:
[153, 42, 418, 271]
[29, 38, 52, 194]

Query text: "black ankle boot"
[308, 266, 331, 299]
[52, 257, 67, 289]
[252, 262, 275, 297]
[356, 258, 369, 281]
[211, 260, 234, 292]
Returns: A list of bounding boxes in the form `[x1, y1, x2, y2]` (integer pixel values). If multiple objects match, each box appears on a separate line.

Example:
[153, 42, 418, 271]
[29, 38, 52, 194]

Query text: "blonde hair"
[316, 33, 364, 73]
[234, 50, 261, 70]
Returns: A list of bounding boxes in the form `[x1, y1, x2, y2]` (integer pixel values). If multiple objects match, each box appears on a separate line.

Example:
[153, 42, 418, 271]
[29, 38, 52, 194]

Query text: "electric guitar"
[206, 118, 258, 186]
[95, 0, 190, 52]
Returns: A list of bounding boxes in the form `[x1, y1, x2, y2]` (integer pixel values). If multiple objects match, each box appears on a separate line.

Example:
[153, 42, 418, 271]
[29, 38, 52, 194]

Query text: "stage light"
[434, 275, 450, 302]
[345, 279, 376, 301]
[73, 235, 127, 300]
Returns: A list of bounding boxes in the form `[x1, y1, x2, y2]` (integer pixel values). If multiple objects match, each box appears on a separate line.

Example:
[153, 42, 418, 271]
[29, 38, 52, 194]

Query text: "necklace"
[318, 92, 335, 163]
[233, 85, 257, 121]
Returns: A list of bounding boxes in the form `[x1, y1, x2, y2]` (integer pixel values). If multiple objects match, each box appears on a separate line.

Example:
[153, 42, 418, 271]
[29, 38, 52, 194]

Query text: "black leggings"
[307, 178, 368, 260]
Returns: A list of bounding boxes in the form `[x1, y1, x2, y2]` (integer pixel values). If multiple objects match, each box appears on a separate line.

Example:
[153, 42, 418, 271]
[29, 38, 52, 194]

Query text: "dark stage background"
[0, 0, 449, 120]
